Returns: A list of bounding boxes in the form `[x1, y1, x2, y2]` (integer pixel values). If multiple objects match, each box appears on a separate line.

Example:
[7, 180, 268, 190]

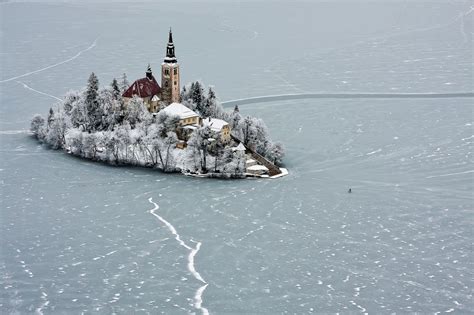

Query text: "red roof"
[122, 76, 161, 98]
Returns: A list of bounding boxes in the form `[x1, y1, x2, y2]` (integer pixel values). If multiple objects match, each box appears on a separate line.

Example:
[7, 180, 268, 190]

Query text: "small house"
[202, 117, 231, 144]
[161, 103, 201, 143]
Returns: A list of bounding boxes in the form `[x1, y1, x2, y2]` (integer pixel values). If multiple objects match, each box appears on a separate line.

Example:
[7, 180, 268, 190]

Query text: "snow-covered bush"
[30, 114, 45, 138]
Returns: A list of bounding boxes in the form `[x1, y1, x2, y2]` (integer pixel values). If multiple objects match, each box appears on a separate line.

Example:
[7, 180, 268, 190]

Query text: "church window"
[174, 69, 178, 75]
[165, 81, 168, 87]
[165, 69, 170, 75]
[174, 81, 177, 86]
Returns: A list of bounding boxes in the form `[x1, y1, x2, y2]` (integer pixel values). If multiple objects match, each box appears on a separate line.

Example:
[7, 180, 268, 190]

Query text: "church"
[122, 29, 181, 112]
[122, 29, 232, 148]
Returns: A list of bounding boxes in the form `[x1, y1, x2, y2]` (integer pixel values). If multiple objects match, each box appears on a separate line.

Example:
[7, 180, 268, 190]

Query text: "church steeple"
[161, 28, 180, 104]
[165, 28, 177, 63]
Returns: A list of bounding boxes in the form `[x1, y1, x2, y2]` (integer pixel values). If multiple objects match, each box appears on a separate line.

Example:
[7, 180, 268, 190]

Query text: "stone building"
[122, 29, 180, 112]
[121, 65, 161, 112]
[202, 117, 231, 144]
[160, 30, 180, 105]
[160, 103, 201, 148]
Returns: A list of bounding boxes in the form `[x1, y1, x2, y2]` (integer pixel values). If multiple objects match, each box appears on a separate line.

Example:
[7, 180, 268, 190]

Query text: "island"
[30, 30, 286, 179]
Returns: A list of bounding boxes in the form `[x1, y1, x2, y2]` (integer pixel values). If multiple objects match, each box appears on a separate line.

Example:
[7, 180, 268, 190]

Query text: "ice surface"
[1, 1, 473, 314]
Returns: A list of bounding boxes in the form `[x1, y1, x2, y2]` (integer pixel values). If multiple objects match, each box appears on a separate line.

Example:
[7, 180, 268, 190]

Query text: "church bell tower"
[161, 29, 180, 104]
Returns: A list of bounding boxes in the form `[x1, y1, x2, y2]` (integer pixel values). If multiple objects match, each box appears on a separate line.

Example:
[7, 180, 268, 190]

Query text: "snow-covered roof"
[161, 61, 178, 67]
[151, 95, 160, 101]
[202, 117, 229, 132]
[161, 103, 200, 120]
[247, 165, 268, 171]
[233, 143, 246, 151]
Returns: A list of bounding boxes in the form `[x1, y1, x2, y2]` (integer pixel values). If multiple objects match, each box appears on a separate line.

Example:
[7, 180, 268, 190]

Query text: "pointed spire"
[168, 27, 173, 43]
[164, 28, 177, 63]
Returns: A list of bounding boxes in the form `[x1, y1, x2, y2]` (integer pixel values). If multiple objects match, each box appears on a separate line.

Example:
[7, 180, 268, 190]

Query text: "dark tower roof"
[146, 64, 153, 79]
[164, 28, 177, 64]
[122, 66, 161, 99]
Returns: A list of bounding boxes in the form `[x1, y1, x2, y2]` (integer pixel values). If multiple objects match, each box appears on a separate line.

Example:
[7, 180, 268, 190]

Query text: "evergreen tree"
[191, 81, 204, 114]
[242, 116, 256, 146]
[230, 105, 242, 129]
[47, 107, 54, 126]
[202, 87, 217, 118]
[111, 78, 121, 100]
[120, 73, 129, 92]
[63, 90, 81, 115]
[85, 72, 101, 131]
[180, 85, 187, 102]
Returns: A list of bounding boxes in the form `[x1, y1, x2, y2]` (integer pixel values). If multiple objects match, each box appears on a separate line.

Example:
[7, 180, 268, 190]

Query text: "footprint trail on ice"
[148, 197, 209, 315]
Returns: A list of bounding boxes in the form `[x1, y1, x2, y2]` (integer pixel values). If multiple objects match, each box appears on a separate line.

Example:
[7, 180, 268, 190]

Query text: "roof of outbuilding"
[202, 117, 229, 132]
[161, 103, 200, 119]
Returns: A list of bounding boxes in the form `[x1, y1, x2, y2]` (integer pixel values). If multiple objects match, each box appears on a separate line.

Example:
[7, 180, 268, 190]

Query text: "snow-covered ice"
[1, 1, 473, 314]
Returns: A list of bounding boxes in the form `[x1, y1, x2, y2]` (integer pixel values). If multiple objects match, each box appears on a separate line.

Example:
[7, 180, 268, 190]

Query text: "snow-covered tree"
[253, 118, 271, 154]
[85, 72, 103, 131]
[30, 114, 45, 138]
[115, 123, 131, 161]
[83, 132, 99, 159]
[267, 142, 285, 166]
[241, 116, 257, 147]
[142, 123, 161, 167]
[69, 95, 87, 130]
[111, 78, 121, 100]
[187, 125, 212, 173]
[124, 96, 150, 128]
[47, 107, 54, 126]
[230, 105, 242, 138]
[120, 73, 129, 93]
[30, 74, 285, 176]
[156, 111, 180, 136]
[45, 108, 70, 149]
[65, 128, 83, 155]
[180, 85, 188, 103]
[100, 88, 119, 130]
[190, 81, 205, 113]
[201, 87, 217, 118]
[163, 132, 178, 172]
[62, 90, 81, 116]
[105, 130, 120, 164]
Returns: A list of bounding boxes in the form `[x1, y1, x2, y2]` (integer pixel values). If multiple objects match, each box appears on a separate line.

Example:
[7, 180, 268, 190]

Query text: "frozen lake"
[1, 1, 473, 313]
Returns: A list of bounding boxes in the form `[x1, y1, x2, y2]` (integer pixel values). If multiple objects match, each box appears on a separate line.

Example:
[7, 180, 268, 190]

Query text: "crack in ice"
[1, 37, 99, 84]
[148, 197, 209, 315]
[222, 92, 474, 107]
[16, 81, 62, 101]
